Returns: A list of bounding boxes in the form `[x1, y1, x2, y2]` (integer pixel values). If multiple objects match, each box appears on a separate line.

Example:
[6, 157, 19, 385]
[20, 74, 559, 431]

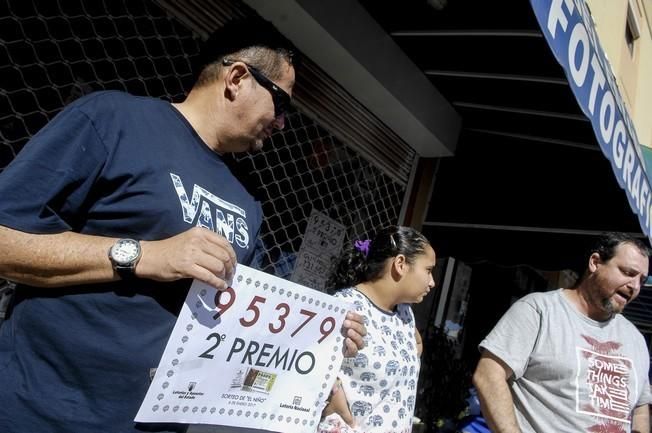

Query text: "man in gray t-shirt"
[473, 233, 652, 433]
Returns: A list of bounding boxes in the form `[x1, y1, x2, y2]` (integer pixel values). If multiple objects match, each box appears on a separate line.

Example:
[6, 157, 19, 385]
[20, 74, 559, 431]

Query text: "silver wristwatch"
[108, 238, 142, 279]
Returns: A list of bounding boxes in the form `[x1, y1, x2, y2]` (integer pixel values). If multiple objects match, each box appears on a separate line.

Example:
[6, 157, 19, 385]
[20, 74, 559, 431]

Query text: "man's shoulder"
[69, 90, 163, 114]
[515, 289, 562, 310]
[612, 313, 646, 339]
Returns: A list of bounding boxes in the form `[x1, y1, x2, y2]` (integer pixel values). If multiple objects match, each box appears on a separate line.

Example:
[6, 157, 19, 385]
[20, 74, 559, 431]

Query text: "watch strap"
[114, 264, 137, 280]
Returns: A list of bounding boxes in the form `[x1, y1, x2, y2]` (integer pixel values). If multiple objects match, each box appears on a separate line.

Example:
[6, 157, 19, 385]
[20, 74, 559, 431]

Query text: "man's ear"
[588, 252, 601, 273]
[223, 63, 248, 101]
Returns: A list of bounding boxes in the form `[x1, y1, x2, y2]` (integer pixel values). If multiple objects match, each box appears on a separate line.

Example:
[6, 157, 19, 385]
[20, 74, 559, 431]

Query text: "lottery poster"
[135, 265, 350, 433]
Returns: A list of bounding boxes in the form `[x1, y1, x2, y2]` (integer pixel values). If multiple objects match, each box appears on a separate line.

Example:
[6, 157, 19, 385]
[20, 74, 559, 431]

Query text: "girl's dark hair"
[325, 225, 430, 293]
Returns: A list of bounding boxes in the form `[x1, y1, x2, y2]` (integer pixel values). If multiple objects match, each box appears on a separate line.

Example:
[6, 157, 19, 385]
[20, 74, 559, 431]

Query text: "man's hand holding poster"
[135, 265, 349, 433]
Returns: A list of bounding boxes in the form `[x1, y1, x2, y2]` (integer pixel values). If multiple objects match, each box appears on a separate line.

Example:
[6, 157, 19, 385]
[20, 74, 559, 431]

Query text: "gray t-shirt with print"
[480, 289, 651, 433]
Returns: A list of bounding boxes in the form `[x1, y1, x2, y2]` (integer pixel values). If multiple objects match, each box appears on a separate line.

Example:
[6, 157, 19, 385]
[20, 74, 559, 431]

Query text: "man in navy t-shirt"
[0, 18, 364, 433]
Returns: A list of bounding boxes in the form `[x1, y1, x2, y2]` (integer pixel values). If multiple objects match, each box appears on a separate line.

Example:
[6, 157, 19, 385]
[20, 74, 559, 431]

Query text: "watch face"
[110, 239, 141, 265]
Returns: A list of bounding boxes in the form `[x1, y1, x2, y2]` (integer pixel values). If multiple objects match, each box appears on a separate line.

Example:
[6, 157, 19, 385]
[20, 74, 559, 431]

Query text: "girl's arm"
[321, 378, 355, 426]
[416, 328, 424, 356]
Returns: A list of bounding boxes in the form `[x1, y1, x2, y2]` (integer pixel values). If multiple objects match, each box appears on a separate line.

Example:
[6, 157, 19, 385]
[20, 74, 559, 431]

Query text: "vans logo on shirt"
[170, 173, 250, 248]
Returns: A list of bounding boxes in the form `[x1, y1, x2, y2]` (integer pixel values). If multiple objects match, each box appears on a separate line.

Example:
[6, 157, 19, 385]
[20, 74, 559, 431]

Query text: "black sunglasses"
[222, 59, 291, 117]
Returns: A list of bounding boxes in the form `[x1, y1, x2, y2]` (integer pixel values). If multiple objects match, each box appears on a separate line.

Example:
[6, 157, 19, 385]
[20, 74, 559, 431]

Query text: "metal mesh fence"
[0, 0, 194, 165]
[0, 0, 408, 283]
[240, 111, 407, 279]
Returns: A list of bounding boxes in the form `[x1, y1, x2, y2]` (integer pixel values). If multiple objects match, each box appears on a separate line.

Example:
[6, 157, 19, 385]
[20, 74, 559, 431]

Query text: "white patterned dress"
[318, 288, 420, 433]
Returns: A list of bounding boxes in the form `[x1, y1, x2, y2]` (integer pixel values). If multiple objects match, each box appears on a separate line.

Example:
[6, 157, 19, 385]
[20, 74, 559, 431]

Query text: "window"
[626, 0, 641, 57]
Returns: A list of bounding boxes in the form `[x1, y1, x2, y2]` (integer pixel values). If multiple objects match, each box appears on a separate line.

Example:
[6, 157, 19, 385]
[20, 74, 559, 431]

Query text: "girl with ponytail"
[319, 226, 436, 433]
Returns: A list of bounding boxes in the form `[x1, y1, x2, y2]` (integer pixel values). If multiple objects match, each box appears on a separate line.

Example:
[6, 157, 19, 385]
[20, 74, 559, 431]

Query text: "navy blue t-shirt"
[0, 91, 262, 432]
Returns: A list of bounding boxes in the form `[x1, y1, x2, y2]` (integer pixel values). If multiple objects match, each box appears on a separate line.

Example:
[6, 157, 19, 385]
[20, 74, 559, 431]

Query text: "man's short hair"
[570, 232, 650, 287]
[591, 232, 651, 262]
[192, 17, 298, 87]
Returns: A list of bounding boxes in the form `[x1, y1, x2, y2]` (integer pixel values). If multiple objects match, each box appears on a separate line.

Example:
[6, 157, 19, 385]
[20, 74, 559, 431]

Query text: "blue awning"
[530, 0, 652, 242]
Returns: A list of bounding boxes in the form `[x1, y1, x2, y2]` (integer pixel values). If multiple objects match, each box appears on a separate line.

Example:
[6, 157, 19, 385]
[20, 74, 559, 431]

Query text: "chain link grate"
[1, 0, 407, 283]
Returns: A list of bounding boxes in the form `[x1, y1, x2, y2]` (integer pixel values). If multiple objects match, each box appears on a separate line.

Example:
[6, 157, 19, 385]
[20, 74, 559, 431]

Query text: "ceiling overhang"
[244, 0, 461, 157]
